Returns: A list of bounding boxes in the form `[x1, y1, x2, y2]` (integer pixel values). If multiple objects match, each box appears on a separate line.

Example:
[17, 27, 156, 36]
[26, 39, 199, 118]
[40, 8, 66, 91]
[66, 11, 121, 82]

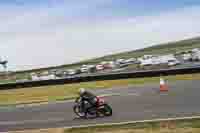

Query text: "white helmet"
[79, 88, 85, 94]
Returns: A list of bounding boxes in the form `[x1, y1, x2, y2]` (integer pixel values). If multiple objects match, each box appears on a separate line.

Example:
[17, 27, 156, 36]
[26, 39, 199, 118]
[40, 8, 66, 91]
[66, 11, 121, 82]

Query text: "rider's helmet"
[79, 88, 85, 95]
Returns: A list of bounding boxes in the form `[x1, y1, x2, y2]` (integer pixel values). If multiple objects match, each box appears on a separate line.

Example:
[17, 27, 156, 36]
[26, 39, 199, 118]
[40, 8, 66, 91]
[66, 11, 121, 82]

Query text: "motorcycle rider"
[78, 88, 98, 115]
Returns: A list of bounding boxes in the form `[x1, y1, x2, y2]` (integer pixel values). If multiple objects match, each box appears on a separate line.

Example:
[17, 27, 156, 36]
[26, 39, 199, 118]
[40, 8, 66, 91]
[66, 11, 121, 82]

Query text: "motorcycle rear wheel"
[100, 104, 112, 116]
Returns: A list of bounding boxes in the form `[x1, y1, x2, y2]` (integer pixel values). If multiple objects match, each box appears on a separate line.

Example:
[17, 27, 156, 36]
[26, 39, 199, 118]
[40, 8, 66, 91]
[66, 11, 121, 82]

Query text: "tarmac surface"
[1, 80, 200, 132]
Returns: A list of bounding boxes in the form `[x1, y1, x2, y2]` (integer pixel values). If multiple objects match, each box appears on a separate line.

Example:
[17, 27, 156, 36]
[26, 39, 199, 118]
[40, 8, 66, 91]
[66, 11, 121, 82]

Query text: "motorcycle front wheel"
[73, 104, 86, 118]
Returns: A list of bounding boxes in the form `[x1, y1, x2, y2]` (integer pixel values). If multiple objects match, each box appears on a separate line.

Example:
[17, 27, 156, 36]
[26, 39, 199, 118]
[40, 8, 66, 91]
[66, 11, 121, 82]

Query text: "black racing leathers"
[79, 91, 97, 113]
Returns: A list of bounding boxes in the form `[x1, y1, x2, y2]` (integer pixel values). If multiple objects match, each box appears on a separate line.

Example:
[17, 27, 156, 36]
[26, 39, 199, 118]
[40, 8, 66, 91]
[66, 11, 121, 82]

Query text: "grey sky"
[0, 2, 200, 70]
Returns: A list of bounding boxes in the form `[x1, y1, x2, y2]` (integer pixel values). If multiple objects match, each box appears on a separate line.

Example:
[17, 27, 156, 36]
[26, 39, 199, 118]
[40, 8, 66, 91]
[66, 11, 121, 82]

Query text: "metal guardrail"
[0, 66, 200, 90]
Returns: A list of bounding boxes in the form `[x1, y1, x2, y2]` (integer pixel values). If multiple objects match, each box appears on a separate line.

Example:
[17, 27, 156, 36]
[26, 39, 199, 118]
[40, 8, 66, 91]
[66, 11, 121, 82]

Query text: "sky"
[0, 0, 200, 71]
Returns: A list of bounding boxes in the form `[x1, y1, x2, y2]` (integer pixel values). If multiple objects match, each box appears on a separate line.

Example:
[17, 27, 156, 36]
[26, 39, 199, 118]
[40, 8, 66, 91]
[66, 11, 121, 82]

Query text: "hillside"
[84, 36, 200, 63]
[15, 36, 200, 74]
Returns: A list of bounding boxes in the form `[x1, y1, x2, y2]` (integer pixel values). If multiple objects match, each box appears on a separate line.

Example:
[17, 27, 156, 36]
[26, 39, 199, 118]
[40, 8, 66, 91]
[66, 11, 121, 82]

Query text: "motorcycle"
[73, 96, 112, 118]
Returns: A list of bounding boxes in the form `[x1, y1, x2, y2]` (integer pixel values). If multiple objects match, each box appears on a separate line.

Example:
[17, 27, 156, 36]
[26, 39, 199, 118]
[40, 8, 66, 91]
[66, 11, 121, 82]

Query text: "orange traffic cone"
[160, 78, 168, 92]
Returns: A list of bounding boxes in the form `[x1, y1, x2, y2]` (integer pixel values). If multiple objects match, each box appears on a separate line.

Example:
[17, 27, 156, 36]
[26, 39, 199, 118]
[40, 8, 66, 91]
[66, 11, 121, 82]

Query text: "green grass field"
[1, 73, 200, 106]
[11, 118, 200, 133]
[65, 119, 200, 133]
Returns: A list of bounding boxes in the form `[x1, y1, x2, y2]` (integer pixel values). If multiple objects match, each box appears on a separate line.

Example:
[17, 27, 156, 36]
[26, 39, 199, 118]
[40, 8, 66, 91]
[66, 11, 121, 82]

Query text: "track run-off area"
[0, 80, 200, 132]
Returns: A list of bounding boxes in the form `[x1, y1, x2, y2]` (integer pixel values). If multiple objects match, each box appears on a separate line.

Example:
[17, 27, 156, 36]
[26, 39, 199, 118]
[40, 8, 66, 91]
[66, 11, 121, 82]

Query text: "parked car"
[39, 74, 56, 80]
[115, 59, 126, 64]
[182, 53, 192, 61]
[67, 69, 77, 75]
[140, 59, 153, 66]
[124, 58, 136, 64]
[102, 61, 116, 69]
[54, 70, 66, 77]
[96, 64, 104, 71]
[30, 73, 40, 81]
[168, 60, 181, 66]
[80, 67, 89, 73]
[191, 51, 200, 61]
[143, 55, 154, 59]
[88, 66, 97, 73]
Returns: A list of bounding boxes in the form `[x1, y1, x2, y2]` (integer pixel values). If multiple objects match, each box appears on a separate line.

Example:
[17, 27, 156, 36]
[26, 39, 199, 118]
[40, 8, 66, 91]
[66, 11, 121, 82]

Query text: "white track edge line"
[63, 115, 200, 129]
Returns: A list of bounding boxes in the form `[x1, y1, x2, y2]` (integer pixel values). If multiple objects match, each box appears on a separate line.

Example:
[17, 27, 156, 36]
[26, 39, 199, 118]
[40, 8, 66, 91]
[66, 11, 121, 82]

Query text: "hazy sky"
[1, 0, 200, 71]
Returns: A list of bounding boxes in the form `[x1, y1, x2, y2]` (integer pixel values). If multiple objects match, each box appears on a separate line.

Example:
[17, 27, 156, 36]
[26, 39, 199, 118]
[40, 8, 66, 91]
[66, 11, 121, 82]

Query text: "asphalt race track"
[1, 80, 200, 132]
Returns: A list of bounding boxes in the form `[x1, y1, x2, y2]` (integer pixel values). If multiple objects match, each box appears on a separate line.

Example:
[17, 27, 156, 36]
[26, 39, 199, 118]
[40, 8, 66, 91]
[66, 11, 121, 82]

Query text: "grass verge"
[65, 119, 200, 133]
[1, 73, 200, 106]
[10, 117, 200, 133]
[64, 118, 200, 133]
